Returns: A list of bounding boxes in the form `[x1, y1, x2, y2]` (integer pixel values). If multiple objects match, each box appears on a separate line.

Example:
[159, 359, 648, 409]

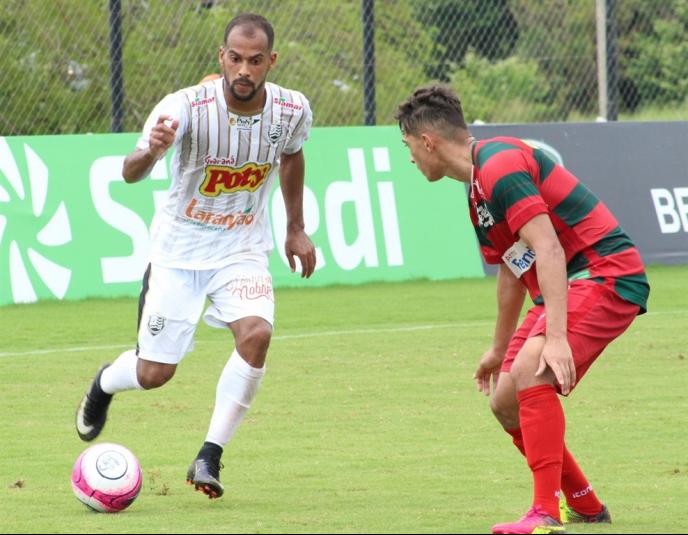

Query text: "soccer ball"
[71, 443, 143, 512]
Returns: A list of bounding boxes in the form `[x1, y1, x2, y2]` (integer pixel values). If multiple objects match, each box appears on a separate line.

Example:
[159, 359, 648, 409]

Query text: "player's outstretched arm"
[122, 115, 178, 184]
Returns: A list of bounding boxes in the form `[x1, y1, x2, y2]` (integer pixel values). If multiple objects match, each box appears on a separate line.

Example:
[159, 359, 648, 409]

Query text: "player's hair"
[224, 13, 275, 50]
[395, 85, 468, 139]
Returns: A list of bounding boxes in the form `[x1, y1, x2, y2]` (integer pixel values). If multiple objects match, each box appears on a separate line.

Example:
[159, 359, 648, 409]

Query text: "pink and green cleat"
[491, 506, 565, 534]
[559, 501, 611, 524]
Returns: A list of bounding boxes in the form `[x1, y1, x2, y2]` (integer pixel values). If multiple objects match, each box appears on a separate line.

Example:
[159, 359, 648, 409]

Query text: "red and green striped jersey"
[469, 136, 649, 313]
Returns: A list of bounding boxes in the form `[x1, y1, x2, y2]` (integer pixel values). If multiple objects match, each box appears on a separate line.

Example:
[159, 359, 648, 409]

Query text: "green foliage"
[0, 1, 113, 134]
[449, 52, 558, 123]
[509, 0, 598, 118]
[623, 8, 688, 107]
[2, 0, 688, 134]
[415, 0, 518, 80]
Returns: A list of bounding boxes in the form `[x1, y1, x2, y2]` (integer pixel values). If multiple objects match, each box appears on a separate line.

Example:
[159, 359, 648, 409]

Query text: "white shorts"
[136, 254, 274, 364]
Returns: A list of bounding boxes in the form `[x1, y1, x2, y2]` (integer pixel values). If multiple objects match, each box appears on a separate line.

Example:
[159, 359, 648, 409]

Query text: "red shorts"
[501, 279, 640, 392]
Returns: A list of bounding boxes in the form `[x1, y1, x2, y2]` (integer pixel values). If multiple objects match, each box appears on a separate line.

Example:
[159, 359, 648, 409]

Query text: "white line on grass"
[0, 321, 490, 358]
[1, 309, 684, 359]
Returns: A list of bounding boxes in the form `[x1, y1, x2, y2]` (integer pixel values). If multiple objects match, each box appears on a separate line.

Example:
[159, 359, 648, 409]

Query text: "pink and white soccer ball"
[71, 443, 143, 512]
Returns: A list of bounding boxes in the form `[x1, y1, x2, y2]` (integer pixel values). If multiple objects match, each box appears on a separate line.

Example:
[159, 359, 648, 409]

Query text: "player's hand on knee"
[536, 337, 576, 395]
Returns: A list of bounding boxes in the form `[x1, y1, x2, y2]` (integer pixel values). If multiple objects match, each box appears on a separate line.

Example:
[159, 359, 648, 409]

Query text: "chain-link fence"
[2, 0, 688, 136]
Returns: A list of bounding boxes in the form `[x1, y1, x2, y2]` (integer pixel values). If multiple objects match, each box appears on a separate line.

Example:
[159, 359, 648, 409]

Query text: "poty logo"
[199, 162, 272, 197]
[191, 96, 216, 108]
[184, 198, 255, 230]
[0, 137, 72, 304]
[273, 97, 303, 111]
[230, 116, 259, 130]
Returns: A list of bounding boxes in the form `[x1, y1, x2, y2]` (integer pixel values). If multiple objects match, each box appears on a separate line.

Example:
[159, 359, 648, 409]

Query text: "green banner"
[0, 128, 484, 305]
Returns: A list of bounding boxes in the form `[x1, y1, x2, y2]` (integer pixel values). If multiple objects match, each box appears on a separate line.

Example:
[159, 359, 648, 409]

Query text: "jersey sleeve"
[282, 93, 313, 155]
[483, 152, 549, 235]
[135, 92, 189, 151]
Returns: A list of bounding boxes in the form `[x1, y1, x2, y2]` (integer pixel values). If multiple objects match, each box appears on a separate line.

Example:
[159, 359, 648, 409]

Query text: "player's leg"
[491, 373, 608, 523]
[76, 264, 205, 441]
[491, 335, 566, 534]
[558, 280, 640, 522]
[186, 256, 274, 498]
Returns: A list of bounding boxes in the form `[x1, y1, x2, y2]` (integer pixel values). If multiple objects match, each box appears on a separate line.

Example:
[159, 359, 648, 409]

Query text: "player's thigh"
[501, 307, 541, 374]
[566, 280, 640, 380]
[136, 264, 208, 364]
[204, 255, 275, 330]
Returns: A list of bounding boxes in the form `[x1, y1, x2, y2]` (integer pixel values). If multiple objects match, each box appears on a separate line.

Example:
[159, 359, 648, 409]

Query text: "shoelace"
[203, 458, 224, 479]
[83, 391, 110, 424]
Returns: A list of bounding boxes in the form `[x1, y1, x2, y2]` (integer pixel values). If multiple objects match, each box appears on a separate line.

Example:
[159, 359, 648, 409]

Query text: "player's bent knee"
[137, 362, 177, 390]
[490, 395, 519, 428]
[237, 319, 272, 350]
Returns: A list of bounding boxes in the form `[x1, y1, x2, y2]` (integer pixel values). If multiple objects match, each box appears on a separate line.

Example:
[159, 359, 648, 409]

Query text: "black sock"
[197, 441, 223, 461]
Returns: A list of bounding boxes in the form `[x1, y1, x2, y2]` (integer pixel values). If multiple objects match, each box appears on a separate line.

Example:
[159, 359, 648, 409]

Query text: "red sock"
[517, 384, 564, 521]
[562, 448, 603, 515]
[506, 428, 603, 516]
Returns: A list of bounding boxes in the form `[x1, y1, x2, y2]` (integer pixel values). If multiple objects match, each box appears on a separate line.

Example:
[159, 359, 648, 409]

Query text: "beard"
[229, 77, 263, 101]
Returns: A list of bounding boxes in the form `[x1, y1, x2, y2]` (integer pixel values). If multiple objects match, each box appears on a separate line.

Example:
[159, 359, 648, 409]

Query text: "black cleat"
[75, 364, 113, 441]
[186, 458, 224, 499]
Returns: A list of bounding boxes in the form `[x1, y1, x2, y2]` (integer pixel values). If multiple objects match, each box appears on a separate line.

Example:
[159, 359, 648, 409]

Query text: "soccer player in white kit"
[75, 13, 316, 499]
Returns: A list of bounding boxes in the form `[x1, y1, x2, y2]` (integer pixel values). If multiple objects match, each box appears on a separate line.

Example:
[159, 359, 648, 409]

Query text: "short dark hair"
[224, 13, 274, 50]
[395, 85, 468, 139]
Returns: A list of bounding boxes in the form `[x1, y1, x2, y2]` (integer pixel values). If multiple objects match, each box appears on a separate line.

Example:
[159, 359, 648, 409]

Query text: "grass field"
[1, 265, 687, 534]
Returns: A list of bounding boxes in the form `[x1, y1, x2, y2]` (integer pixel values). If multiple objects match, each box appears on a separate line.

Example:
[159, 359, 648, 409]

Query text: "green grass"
[1, 265, 687, 533]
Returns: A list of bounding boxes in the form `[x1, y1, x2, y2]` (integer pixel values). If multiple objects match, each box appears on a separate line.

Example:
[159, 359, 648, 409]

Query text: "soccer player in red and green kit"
[396, 86, 649, 534]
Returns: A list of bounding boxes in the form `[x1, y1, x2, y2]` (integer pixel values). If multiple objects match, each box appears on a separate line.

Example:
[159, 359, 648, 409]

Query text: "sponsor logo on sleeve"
[191, 96, 216, 108]
[273, 97, 303, 111]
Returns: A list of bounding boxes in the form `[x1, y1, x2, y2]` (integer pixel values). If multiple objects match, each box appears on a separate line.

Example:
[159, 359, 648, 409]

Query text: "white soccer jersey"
[135, 78, 312, 269]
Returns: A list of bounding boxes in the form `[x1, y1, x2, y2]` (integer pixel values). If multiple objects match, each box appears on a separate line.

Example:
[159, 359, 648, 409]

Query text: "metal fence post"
[362, 0, 376, 126]
[108, 0, 125, 132]
[596, 0, 618, 121]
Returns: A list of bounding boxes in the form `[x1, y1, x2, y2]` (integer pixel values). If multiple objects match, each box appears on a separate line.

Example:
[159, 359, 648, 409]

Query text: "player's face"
[402, 132, 445, 182]
[220, 27, 276, 102]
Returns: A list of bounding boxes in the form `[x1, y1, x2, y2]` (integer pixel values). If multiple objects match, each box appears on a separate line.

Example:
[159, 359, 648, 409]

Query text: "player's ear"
[269, 51, 277, 69]
[420, 132, 434, 152]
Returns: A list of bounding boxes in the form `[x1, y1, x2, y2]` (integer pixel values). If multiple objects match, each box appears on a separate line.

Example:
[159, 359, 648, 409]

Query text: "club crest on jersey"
[199, 162, 272, 197]
[268, 123, 282, 144]
[476, 201, 495, 228]
[147, 315, 166, 336]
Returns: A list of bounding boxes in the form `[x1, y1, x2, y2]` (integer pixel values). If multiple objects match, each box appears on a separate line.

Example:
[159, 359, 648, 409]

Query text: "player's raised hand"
[474, 347, 505, 396]
[536, 336, 576, 395]
[149, 115, 179, 159]
[285, 229, 316, 278]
